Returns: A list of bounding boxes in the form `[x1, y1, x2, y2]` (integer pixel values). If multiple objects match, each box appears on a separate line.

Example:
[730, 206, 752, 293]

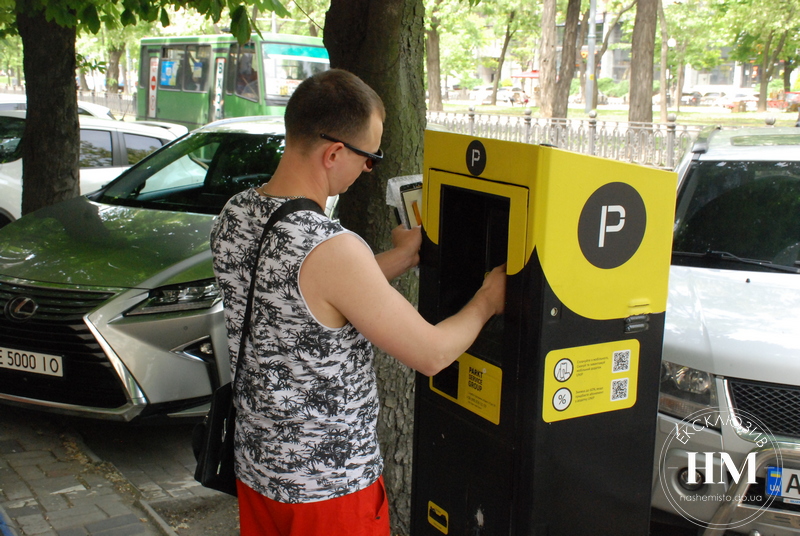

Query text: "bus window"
[184, 45, 211, 92]
[262, 42, 328, 99]
[227, 43, 259, 102]
[160, 46, 185, 90]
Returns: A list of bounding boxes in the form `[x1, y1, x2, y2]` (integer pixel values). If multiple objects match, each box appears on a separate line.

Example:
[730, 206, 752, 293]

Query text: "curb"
[137, 500, 180, 536]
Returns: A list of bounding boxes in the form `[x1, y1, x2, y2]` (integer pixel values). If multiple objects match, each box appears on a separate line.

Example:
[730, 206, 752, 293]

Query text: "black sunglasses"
[320, 133, 383, 170]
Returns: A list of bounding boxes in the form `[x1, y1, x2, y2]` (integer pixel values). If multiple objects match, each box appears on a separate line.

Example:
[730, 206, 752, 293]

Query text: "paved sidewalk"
[0, 409, 172, 536]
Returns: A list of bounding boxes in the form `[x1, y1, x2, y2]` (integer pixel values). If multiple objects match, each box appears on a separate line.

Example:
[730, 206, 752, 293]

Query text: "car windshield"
[96, 131, 284, 215]
[673, 160, 800, 270]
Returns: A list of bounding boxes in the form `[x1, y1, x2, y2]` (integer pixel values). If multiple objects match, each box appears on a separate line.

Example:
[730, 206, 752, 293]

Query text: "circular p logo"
[578, 182, 646, 269]
[466, 140, 487, 176]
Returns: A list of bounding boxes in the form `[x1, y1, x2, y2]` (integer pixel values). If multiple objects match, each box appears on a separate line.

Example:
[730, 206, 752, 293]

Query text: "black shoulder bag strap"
[233, 197, 324, 386]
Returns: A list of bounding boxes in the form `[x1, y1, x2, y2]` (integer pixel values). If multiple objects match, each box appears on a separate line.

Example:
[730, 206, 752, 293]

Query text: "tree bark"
[553, 0, 581, 118]
[107, 46, 125, 93]
[324, 1, 425, 533]
[17, 2, 80, 217]
[489, 11, 516, 106]
[426, 14, 443, 111]
[628, 0, 658, 122]
[539, 0, 557, 117]
[657, 1, 669, 123]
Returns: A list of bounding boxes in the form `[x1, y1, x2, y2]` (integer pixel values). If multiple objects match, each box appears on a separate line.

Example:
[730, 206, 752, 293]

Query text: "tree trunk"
[107, 47, 124, 93]
[593, 0, 636, 107]
[539, 0, 557, 117]
[657, 1, 669, 123]
[426, 17, 443, 112]
[576, 8, 589, 105]
[17, 2, 80, 217]
[553, 0, 581, 118]
[784, 61, 795, 92]
[490, 11, 516, 107]
[628, 0, 657, 122]
[324, 1, 425, 533]
[758, 30, 787, 112]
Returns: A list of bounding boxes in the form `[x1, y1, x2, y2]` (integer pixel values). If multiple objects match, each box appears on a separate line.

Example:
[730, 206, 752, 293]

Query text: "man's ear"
[322, 141, 341, 170]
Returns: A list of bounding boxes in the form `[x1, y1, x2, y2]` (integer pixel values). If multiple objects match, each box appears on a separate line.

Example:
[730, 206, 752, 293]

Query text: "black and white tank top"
[210, 188, 382, 503]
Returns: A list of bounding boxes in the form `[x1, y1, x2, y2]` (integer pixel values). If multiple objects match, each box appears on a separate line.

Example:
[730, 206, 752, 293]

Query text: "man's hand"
[478, 264, 507, 317]
[390, 225, 422, 268]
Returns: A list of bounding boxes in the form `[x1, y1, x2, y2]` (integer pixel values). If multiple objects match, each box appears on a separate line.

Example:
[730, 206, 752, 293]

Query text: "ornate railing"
[427, 108, 707, 170]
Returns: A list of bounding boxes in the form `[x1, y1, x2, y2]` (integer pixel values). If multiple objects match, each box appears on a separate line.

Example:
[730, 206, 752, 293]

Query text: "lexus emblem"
[5, 296, 38, 322]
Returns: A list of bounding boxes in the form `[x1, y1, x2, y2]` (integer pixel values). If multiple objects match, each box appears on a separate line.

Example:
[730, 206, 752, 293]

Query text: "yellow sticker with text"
[542, 340, 640, 423]
[430, 353, 502, 425]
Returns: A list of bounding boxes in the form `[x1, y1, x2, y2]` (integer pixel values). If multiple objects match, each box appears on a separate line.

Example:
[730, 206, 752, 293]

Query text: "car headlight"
[126, 279, 221, 316]
[659, 361, 720, 426]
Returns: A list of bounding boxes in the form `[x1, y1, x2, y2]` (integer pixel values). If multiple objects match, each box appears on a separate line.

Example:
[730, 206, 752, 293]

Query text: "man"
[210, 69, 506, 535]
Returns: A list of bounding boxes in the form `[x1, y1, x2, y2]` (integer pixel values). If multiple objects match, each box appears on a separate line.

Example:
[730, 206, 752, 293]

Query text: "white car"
[0, 110, 187, 227]
[0, 94, 119, 120]
[652, 126, 800, 535]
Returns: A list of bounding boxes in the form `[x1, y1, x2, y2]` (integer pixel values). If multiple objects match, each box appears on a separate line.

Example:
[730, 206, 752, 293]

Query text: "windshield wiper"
[673, 250, 800, 274]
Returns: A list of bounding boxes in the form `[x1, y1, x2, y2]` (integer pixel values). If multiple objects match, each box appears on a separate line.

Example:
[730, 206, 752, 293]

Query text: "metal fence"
[77, 91, 137, 119]
[3, 84, 702, 169]
[427, 108, 707, 170]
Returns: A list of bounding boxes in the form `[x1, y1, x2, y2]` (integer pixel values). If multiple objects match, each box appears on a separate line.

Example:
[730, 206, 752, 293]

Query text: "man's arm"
[300, 232, 506, 377]
[374, 225, 421, 280]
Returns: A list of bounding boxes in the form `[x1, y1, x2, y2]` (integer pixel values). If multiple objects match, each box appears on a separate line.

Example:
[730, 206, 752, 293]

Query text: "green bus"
[137, 34, 329, 129]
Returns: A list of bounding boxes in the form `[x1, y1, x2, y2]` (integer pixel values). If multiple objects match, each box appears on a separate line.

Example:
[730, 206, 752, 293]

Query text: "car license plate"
[767, 467, 800, 501]
[0, 346, 63, 377]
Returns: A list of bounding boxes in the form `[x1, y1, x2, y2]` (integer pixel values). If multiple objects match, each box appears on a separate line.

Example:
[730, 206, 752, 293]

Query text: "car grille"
[728, 379, 800, 440]
[0, 281, 128, 408]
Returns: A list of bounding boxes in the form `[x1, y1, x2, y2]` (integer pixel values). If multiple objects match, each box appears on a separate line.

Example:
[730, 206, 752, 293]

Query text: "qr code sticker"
[611, 378, 629, 401]
[612, 350, 631, 373]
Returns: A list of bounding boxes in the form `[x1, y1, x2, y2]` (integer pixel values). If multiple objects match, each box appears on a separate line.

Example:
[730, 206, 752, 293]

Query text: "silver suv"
[652, 126, 800, 534]
[0, 116, 319, 422]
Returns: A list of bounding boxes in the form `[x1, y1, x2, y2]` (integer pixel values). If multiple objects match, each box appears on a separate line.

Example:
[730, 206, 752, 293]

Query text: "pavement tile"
[15, 513, 51, 535]
[0, 411, 163, 536]
[6, 453, 56, 468]
[84, 514, 143, 534]
[0, 439, 24, 455]
[56, 528, 89, 536]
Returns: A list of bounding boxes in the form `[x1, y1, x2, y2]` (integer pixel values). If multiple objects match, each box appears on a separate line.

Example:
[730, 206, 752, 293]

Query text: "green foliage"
[570, 77, 580, 95]
[76, 52, 106, 74]
[3, 0, 291, 45]
[597, 77, 629, 97]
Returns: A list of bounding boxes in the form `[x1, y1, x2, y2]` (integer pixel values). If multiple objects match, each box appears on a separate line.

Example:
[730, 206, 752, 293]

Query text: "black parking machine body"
[411, 131, 677, 536]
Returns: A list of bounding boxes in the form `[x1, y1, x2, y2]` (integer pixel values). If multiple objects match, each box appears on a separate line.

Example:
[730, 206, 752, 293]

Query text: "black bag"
[193, 198, 324, 496]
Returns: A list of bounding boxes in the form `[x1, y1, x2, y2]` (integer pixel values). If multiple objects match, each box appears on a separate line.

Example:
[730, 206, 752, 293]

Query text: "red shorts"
[237, 476, 390, 536]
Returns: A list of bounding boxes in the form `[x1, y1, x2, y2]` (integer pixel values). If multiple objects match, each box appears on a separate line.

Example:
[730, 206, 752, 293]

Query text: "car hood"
[663, 265, 800, 384]
[0, 197, 215, 289]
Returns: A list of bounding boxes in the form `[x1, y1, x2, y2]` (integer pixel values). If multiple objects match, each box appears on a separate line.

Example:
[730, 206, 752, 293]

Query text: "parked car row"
[0, 110, 188, 228]
[0, 94, 119, 121]
[0, 116, 339, 422]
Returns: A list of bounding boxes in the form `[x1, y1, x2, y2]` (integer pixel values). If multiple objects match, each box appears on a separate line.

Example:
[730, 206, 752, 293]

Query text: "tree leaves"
[81, 4, 101, 33]
[229, 4, 250, 44]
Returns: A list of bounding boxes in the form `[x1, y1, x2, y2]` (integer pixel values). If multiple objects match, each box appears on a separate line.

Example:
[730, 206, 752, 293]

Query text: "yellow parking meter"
[411, 131, 677, 535]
